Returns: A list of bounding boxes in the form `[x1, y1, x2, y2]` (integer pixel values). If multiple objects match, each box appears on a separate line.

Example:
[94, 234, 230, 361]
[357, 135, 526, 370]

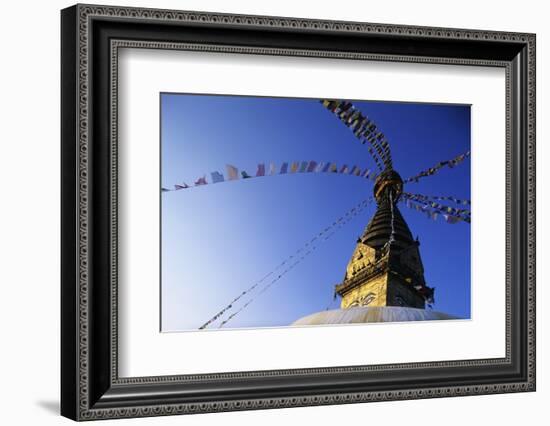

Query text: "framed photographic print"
[61, 4, 536, 421]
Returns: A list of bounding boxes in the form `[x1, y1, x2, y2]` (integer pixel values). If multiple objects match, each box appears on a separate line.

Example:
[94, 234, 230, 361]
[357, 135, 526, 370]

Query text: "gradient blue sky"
[160, 93, 471, 331]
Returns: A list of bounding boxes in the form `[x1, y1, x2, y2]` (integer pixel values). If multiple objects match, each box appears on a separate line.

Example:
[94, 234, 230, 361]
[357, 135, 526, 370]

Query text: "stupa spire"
[334, 169, 434, 309]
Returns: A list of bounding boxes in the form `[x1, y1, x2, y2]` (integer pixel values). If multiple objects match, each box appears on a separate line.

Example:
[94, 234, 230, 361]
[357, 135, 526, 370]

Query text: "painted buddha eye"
[361, 292, 376, 306]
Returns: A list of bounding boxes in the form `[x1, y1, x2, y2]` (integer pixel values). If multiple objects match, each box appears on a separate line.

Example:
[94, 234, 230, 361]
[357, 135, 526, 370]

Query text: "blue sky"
[160, 93, 471, 331]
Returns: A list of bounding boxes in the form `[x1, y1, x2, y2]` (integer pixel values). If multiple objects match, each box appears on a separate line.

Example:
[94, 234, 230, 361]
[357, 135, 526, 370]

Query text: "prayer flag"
[211, 171, 224, 183]
[194, 176, 207, 186]
[306, 161, 317, 172]
[241, 171, 252, 179]
[256, 163, 265, 177]
[444, 214, 461, 224]
[226, 164, 239, 180]
[290, 162, 299, 173]
[269, 163, 277, 175]
[299, 161, 308, 172]
[280, 162, 288, 174]
[339, 165, 349, 174]
[174, 183, 189, 190]
[322, 162, 331, 173]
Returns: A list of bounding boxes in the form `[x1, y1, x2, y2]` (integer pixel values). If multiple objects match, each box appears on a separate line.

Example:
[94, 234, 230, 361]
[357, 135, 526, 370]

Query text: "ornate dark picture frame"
[61, 4, 536, 421]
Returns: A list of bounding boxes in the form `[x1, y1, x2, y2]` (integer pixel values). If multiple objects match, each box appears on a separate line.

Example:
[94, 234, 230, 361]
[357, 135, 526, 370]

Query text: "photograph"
[160, 94, 472, 332]
[57, 3, 536, 420]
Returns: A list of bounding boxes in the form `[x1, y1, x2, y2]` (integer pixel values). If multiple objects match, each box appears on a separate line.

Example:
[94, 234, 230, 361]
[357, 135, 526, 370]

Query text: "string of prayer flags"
[218, 300, 253, 328]
[403, 192, 470, 206]
[443, 214, 462, 224]
[198, 268, 276, 330]
[400, 195, 470, 224]
[404, 151, 470, 184]
[402, 192, 471, 218]
[366, 132, 391, 169]
[401, 198, 459, 223]
[162, 160, 376, 193]
[321, 100, 391, 170]
[206, 197, 374, 329]
[348, 102, 391, 166]
[320, 99, 393, 170]
[213, 197, 375, 329]
[362, 143, 384, 172]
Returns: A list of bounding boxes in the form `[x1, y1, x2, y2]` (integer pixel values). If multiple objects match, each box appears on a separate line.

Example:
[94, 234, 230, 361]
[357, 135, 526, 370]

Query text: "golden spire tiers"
[292, 168, 445, 326]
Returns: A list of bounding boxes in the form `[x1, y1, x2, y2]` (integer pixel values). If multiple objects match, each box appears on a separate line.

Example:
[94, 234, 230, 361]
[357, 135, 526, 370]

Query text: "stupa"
[292, 169, 456, 325]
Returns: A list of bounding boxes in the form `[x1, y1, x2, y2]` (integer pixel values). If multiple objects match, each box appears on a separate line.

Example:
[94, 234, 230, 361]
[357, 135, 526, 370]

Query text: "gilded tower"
[335, 169, 434, 310]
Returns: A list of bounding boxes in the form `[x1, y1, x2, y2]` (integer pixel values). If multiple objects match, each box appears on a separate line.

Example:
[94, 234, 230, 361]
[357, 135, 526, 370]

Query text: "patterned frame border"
[109, 40, 511, 383]
[71, 4, 535, 420]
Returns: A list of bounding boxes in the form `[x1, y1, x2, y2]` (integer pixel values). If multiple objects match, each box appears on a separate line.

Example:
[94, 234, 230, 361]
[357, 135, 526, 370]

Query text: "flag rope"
[324, 292, 339, 311]
[198, 196, 374, 329]
[162, 160, 378, 192]
[320, 99, 393, 170]
[400, 194, 470, 224]
[388, 190, 397, 246]
[402, 193, 471, 218]
[403, 192, 470, 206]
[217, 197, 373, 328]
[404, 151, 470, 184]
